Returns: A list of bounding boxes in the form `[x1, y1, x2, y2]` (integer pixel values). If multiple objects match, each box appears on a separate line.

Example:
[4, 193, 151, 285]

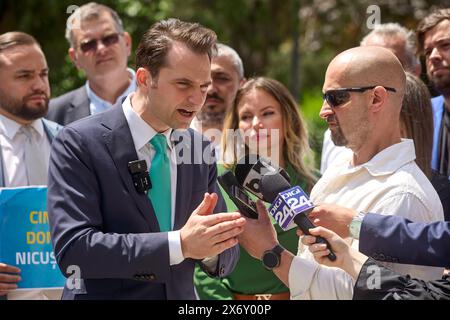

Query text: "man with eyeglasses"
[46, 2, 135, 125]
[417, 9, 450, 180]
[285, 46, 444, 299]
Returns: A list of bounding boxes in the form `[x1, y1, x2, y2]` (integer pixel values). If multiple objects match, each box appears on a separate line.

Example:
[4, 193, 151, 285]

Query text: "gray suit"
[0, 118, 61, 187]
[46, 86, 90, 126]
[47, 103, 239, 300]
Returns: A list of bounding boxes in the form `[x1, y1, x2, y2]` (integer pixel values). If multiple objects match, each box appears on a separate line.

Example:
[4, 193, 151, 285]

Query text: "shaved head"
[321, 46, 406, 158]
[326, 46, 406, 107]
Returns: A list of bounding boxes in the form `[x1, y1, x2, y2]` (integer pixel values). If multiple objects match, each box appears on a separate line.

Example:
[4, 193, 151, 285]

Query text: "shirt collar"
[0, 114, 45, 140]
[344, 139, 416, 176]
[190, 116, 202, 131]
[122, 93, 173, 152]
[86, 68, 137, 113]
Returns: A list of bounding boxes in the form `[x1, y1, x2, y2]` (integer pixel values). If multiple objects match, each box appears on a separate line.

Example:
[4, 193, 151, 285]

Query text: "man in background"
[190, 43, 245, 159]
[47, 2, 135, 125]
[417, 8, 450, 179]
[0, 31, 61, 300]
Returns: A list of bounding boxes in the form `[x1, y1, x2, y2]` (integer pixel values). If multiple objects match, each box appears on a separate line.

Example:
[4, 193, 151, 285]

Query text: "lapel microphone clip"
[128, 160, 151, 194]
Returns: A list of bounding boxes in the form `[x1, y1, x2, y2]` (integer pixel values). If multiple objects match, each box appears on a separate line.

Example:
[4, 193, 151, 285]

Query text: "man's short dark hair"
[417, 8, 450, 54]
[135, 18, 217, 78]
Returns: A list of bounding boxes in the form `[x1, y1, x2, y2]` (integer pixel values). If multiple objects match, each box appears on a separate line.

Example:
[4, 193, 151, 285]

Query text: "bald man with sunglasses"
[288, 46, 444, 299]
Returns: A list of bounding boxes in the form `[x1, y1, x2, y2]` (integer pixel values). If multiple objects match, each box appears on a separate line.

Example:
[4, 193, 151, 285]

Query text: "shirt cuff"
[168, 230, 185, 266]
[289, 256, 320, 299]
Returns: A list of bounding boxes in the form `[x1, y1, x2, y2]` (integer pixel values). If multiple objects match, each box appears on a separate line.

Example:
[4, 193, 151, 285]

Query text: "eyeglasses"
[79, 33, 122, 53]
[323, 86, 397, 108]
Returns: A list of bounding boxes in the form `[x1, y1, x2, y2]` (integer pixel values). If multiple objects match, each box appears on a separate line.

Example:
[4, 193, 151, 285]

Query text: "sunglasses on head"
[323, 86, 397, 108]
[79, 33, 122, 53]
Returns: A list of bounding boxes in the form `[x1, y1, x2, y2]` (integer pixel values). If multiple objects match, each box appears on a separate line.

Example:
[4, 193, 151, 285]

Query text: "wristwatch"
[261, 244, 285, 270]
[349, 211, 366, 239]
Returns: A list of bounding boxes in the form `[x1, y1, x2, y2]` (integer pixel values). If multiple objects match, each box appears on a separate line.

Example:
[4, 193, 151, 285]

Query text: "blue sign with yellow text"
[0, 187, 65, 289]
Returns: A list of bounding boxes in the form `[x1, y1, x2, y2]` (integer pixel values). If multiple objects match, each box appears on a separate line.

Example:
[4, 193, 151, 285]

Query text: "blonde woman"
[195, 77, 317, 300]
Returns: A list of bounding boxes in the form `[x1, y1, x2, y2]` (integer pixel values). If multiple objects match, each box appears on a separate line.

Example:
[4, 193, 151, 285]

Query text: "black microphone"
[128, 160, 151, 194]
[234, 154, 291, 201]
[259, 172, 336, 261]
[218, 170, 258, 219]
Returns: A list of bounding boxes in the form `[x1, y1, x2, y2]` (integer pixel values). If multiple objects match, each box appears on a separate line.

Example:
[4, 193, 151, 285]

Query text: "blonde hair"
[221, 77, 317, 191]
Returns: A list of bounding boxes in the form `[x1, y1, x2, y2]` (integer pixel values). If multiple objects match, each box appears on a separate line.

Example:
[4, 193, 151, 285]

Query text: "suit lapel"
[174, 162, 192, 230]
[101, 106, 160, 231]
[67, 87, 90, 123]
[173, 130, 194, 230]
[42, 119, 62, 142]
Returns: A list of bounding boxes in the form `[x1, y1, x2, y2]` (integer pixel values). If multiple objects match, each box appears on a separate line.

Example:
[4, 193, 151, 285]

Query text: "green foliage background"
[1, 0, 450, 168]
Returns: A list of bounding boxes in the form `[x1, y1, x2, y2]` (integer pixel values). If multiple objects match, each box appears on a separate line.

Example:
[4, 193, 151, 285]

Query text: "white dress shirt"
[0, 114, 62, 300]
[291, 139, 444, 300]
[320, 129, 352, 174]
[0, 114, 51, 187]
[122, 94, 183, 266]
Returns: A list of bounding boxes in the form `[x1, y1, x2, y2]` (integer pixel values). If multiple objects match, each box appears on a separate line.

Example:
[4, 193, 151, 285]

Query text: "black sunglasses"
[323, 86, 397, 108]
[79, 33, 122, 53]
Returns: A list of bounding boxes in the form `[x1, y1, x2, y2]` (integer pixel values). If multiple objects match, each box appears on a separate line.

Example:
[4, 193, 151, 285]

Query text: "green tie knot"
[151, 134, 167, 154]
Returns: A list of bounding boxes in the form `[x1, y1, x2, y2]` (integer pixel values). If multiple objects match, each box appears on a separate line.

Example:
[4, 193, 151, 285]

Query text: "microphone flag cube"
[267, 186, 314, 231]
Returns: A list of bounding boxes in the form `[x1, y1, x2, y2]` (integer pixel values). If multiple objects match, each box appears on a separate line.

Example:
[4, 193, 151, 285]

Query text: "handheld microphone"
[260, 169, 337, 261]
[218, 170, 258, 219]
[234, 154, 290, 201]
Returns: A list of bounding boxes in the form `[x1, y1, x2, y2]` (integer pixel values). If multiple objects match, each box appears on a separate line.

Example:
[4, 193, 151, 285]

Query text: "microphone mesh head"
[260, 173, 292, 202]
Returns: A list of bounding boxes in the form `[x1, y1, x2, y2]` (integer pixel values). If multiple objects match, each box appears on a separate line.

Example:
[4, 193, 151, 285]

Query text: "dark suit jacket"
[47, 104, 239, 300]
[0, 118, 61, 187]
[47, 86, 90, 125]
[360, 213, 450, 267]
[431, 171, 450, 221]
[353, 258, 450, 300]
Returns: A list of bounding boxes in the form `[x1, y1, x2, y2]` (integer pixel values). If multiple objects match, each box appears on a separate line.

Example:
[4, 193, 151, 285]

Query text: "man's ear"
[68, 48, 80, 69]
[369, 86, 388, 113]
[239, 77, 247, 87]
[136, 67, 154, 93]
[123, 32, 132, 57]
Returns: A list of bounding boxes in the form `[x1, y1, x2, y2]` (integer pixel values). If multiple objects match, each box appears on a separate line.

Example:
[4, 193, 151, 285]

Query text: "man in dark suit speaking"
[47, 19, 245, 300]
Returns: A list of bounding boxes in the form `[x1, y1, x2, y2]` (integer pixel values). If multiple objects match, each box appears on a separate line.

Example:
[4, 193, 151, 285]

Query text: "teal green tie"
[148, 134, 172, 232]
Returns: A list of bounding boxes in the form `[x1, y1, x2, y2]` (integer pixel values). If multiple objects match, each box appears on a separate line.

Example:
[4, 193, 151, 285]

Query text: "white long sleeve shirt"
[291, 139, 444, 300]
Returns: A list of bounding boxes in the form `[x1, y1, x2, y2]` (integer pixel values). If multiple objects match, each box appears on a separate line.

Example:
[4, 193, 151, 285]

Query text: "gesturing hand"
[180, 193, 246, 259]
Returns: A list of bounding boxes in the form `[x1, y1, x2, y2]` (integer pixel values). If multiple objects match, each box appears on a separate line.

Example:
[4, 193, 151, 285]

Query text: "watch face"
[262, 251, 279, 270]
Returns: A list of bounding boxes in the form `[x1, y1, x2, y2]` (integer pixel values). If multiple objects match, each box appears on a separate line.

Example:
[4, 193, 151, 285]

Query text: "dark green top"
[194, 163, 310, 299]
